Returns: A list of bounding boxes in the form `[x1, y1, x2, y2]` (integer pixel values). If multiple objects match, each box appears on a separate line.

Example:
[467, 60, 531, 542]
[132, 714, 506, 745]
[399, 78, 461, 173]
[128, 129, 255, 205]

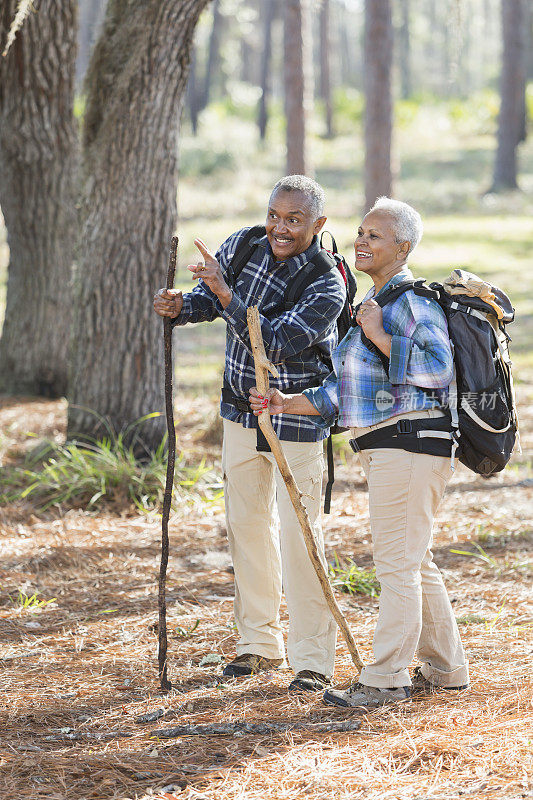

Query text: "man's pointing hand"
[188, 239, 233, 309]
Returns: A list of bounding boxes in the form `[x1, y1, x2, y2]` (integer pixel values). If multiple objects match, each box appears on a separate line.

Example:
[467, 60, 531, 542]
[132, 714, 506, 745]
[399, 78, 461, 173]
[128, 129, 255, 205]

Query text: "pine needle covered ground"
[0, 385, 531, 800]
[1, 103, 532, 800]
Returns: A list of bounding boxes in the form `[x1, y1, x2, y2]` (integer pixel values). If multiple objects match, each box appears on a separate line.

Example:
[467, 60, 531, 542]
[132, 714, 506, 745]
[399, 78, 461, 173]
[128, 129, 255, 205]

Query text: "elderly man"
[154, 175, 346, 692]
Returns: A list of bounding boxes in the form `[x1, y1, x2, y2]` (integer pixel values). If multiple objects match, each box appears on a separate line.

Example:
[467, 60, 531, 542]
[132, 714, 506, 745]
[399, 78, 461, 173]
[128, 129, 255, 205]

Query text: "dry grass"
[0, 391, 532, 800]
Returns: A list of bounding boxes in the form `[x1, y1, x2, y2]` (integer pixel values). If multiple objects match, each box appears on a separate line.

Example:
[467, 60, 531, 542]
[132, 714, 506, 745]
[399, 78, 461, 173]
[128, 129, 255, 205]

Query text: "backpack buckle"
[396, 419, 413, 435]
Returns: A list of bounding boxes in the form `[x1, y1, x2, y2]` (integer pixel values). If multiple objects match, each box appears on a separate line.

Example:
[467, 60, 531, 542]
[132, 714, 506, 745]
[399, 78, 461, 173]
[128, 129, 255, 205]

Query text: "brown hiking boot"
[410, 666, 469, 695]
[289, 670, 331, 692]
[222, 653, 284, 677]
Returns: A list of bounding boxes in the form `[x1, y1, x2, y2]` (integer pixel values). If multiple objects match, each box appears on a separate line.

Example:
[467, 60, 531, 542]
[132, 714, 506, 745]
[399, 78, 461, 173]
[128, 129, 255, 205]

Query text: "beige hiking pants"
[222, 418, 337, 676]
[353, 409, 469, 689]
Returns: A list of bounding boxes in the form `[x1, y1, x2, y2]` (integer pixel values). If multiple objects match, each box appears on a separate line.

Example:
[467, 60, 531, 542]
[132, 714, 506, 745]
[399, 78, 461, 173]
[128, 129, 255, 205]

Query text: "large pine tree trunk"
[0, 0, 78, 397]
[68, 0, 209, 450]
[258, 0, 276, 141]
[284, 0, 313, 175]
[364, 0, 393, 211]
[492, 0, 526, 190]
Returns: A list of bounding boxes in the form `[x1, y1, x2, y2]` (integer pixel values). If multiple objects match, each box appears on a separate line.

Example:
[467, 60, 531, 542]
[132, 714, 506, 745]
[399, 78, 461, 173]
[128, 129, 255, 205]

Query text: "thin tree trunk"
[364, 0, 393, 212]
[202, 0, 222, 110]
[187, 47, 200, 135]
[492, 0, 526, 191]
[459, 0, 472, 97]
[337, 0, 352, 86]
[0, 0, 78, 397]
[319, 0, 334, 138]
[442, 2, 452, 94]
[398, 0, 411, 99]
[258, 0, 276, 141]
[284, 0, 312, 175]
[68, 0, 209, 449]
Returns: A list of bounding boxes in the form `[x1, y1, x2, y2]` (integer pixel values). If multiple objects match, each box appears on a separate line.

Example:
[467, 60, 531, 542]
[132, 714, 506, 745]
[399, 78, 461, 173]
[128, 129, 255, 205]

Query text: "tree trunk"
[364, 0, 393, 212]
[0, 0, 79, 397]
[258, 0, 276, 141]
[337, 0, 352, 86]
[284, 0, 313, 175]
[187, 47, 200, 135]
[319, 0, 334, 138]
[492, 0, 526, 191]
[68, 0, 209, 450]
[202, 0, 223, 110]
[397, 0, 411, 99]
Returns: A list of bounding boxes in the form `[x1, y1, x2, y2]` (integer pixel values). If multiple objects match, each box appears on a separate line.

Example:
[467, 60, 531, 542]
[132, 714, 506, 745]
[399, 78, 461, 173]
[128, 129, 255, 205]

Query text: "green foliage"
[213, 80, 262, 122]
[73, 94, 86, 121]
[526, 84, 533, 125]
[447, 89, 499, 134]
[455, 613, 487, 625]
[9, 590, 56, 611]
[174, 619, 200, 638]
[332, 87, 364, 133]
[329, 553, 380, 597]
[450, 542, 531, 578]
[180, 142, 236, 177]
[450, 541, 500, 571]
[1, 414, 219, 512]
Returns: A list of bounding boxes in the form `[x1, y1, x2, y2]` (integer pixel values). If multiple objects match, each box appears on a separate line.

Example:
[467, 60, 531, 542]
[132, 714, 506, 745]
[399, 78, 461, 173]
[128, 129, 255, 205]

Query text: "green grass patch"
[329, 554, 380, 597]
[8, 590, 57, 611]
[1, 415, 222, 512]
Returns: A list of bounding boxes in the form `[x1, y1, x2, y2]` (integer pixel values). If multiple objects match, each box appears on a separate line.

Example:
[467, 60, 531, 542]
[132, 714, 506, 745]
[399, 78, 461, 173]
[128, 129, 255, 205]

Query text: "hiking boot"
[323, 681, 410, 709]
[410, 666, 469, 696]
[222, 653, 284, 678]
[288, 670, 331, 693]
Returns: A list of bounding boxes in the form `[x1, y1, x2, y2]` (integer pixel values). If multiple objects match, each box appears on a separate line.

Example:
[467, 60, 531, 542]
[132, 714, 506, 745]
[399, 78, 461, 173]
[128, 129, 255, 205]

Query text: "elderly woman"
[250, 197, 469, 709]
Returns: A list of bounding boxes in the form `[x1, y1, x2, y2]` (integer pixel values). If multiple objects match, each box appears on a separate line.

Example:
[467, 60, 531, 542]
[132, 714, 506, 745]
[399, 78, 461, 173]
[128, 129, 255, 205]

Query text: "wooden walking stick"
[158, 235, 179, 693]
[246, 306, 364, 670]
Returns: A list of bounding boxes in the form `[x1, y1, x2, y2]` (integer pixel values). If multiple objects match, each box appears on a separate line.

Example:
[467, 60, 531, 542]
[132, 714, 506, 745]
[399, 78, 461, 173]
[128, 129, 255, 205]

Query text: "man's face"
[265, 189, 326, 261]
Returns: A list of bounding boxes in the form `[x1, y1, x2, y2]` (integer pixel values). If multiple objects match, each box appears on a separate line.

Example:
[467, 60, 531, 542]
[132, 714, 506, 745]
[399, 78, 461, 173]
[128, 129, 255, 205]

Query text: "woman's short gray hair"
[369, 197, 423, 255]
[271, 175, 325, 219]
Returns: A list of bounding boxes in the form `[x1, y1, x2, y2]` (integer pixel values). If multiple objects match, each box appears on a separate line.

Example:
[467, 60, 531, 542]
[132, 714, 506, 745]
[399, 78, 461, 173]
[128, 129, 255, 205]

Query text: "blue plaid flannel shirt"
[172, 227, 346, 441]
[304, 269, 453, 428]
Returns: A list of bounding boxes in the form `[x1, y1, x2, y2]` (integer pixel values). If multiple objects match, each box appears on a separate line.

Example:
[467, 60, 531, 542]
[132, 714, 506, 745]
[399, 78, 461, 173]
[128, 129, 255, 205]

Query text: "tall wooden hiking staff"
[158, 235, 179, 693]
[246, 306, 364, 670]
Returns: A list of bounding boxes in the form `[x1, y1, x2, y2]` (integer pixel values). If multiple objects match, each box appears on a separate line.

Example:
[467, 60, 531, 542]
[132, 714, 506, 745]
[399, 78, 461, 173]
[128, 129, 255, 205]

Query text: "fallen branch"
[246, 305, 364, 670]
[152, 719, 361, 738]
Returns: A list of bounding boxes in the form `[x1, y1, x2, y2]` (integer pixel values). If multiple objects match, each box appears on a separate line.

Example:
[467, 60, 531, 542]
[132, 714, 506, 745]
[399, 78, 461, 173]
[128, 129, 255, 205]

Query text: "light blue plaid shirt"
[304, 269, 453, 428]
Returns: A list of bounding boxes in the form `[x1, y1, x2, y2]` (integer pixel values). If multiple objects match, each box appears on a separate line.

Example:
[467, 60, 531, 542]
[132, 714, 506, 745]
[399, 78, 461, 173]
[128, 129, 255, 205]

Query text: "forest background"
[0, 1, 532, 799]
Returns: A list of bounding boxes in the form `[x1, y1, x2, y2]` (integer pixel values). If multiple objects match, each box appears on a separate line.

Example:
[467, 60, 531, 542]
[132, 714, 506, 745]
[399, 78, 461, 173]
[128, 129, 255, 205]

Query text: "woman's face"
[354, 210, 408, 279]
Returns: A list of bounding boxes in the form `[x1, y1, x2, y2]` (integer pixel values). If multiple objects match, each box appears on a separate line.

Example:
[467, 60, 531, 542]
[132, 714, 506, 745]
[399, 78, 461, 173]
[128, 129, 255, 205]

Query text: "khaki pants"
[353, 410, 469, 689]
[222, 418, 337, 676]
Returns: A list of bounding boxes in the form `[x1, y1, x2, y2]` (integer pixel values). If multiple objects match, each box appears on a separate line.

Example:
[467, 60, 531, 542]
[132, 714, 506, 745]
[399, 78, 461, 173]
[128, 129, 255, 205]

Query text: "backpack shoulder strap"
[283, 250, 337, 310]
[356, 279, 437, 373]
[229, 225, 266, 284]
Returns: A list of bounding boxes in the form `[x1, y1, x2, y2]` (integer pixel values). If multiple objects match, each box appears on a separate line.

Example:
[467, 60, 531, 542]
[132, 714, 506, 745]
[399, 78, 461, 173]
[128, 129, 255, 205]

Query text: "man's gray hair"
[370, 196, 423, 255]
[270, 174, 325, 219]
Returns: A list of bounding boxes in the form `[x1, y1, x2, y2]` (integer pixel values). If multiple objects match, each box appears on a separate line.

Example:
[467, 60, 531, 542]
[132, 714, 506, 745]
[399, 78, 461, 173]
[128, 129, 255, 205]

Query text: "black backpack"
[356, 272, 519, 477]
[229, 225, 357, 352]
[229, 225, 357, 512]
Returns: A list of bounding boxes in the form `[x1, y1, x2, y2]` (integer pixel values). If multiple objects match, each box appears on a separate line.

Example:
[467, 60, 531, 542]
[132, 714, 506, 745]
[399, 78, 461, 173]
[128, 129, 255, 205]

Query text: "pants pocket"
[431, 455, 453, 482]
